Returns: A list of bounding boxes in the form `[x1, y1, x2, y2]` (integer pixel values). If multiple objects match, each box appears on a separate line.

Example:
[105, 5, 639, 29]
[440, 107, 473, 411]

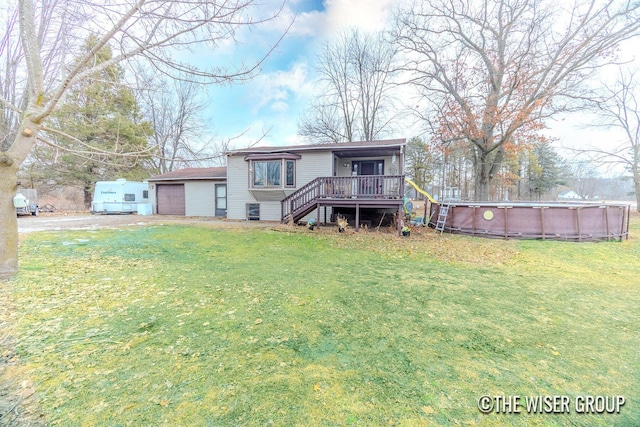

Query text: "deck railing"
[281, 175, 404, 222]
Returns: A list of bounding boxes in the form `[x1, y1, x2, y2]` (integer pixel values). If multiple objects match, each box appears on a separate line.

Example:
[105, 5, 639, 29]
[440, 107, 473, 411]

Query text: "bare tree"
[578, 67, 640, 211]
[136, 72, 217, 173]
[393, 0, 640, 201]
[299, 29, 397, 143]
[298, 101, 350, 144]
[565, 159, 602, 200]
[0, 0, 288, 278]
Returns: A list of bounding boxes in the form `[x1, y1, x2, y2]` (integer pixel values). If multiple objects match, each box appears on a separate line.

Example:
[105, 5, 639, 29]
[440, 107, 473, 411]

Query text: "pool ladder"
[435, 204, 450, 234]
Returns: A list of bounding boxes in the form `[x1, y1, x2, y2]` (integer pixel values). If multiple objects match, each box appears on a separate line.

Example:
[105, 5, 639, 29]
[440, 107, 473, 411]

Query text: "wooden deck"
[281, 175, 405, 231]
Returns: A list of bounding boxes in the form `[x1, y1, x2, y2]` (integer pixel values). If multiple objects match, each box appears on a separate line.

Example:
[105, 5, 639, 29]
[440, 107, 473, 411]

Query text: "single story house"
[557, 190, 582, 200]
[226, 139, 407, 230]
[147, 167, 227, 216]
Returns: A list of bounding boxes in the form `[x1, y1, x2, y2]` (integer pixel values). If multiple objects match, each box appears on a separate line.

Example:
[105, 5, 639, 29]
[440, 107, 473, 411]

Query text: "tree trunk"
[84, 186, 93, 210]
[474, 170, 491, 201]
[634, 145, 640, 213]
[0, 164, 19, 280]
[633, 164, 640, 213]
[1, 115, 42, 279]
[473, 145, 504, 201]
[634, 175, 640, 213]
[473, 150, 493, 201]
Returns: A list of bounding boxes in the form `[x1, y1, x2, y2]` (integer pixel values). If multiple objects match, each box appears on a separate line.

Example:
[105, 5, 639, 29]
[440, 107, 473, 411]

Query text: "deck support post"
[398, 203, 403, 236]
[290, 199, 294, 223]
[604, 206, 610, 241]
[355, 204, 360, 232]
[471, 206, 476, 236]
[423, 200, 428, 226]
[504, 207, 509, 239]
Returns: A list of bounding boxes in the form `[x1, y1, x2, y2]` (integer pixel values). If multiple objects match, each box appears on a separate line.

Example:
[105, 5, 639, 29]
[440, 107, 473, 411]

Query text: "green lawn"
[9, 219, 640, 426]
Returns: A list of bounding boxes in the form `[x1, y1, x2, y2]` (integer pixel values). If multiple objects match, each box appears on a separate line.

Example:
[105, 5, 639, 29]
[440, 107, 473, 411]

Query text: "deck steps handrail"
[281, 175, 404, 223]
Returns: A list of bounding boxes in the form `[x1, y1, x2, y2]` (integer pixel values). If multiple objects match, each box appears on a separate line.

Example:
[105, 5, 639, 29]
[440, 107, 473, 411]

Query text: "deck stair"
[281, 177, 324, 224]
[281, 175, 405, 224]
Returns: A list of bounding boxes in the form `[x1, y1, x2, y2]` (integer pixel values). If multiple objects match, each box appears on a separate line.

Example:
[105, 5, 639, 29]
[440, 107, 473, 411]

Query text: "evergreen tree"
[25, 36, 152, 207]
[404, 137, 436, 192]
[525, 142, 561, 200]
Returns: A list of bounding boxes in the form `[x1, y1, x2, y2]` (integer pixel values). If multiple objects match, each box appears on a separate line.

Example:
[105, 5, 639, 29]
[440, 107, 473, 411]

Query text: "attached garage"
[147, 167, 227, 217]
[156, 184, 185, 215]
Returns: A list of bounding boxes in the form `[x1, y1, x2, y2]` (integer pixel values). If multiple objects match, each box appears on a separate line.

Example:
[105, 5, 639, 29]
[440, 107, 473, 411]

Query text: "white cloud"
[321, 0, 398, 34]
[288, 10, 327, 37]
[270, 100, 290, 113]
[248, 61, 313, 114]
[277, 0, 402, 40]
[226, 118, 302, 148]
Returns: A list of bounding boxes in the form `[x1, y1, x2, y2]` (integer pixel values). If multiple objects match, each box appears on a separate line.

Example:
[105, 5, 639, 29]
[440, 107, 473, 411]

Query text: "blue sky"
[199, 0, 636, 177]
[202, 0, 400, 149]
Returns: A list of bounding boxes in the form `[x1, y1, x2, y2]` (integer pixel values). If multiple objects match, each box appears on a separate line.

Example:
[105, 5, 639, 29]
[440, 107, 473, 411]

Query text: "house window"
[286, 160, 295, 187]
[246, 153, 300, 189]
[143, 190, 149, 199]
[352, 160, 384, 176]
[253, 160, 281, 187]
[246, 203, 260, 220]
[124, 193, 135, 201]
[251, 159, 297, 188]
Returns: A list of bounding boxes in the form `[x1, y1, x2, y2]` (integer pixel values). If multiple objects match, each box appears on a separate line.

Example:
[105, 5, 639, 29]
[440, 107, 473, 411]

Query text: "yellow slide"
[405, 178, 438, 204]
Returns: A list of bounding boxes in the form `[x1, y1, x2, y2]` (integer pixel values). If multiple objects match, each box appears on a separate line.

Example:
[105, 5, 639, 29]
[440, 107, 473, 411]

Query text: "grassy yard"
[6, 217, 640, 426]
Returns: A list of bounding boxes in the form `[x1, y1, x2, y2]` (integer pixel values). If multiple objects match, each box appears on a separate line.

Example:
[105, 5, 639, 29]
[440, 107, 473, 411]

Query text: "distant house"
[557, 190, 582, 200]
[147, 167, 227, 216]
[226, 139, 406, 230]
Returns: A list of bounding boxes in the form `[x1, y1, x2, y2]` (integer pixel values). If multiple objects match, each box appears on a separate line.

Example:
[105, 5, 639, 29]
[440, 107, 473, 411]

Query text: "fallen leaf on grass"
[422, 406, 435, 414]
[159, 399, 170, 407]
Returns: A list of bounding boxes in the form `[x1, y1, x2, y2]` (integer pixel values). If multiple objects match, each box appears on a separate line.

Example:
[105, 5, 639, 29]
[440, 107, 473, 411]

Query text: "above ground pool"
[429, 202, 631, 241]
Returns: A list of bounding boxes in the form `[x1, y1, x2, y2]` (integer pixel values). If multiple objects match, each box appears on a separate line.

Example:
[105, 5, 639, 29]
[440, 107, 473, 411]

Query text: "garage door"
[157, 184, 185, 215]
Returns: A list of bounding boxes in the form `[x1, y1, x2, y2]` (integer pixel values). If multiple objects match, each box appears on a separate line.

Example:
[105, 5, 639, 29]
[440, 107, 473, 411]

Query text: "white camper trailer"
[91, 179, 149, 214]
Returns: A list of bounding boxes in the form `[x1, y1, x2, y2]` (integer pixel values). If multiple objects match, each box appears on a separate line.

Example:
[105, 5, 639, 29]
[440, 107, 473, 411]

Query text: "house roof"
[557, 190, 581, 198]
[147, 167, 227, 182]
[227, 138, 406, 156]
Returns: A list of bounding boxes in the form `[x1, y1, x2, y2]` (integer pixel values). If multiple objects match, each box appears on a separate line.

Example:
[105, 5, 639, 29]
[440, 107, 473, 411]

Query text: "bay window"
[247, 154, 299, 188]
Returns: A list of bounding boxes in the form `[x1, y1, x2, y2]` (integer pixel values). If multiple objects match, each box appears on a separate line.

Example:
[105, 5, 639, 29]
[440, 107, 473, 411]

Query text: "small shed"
[147, 167, 227, 216]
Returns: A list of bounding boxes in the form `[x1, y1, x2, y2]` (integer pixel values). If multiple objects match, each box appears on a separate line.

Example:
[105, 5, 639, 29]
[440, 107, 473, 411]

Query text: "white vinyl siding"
[185, 181, 217, 216]
[150, 180, 226, 217]
[226, 151, 333, 221]
[227, 155, 254, 220]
